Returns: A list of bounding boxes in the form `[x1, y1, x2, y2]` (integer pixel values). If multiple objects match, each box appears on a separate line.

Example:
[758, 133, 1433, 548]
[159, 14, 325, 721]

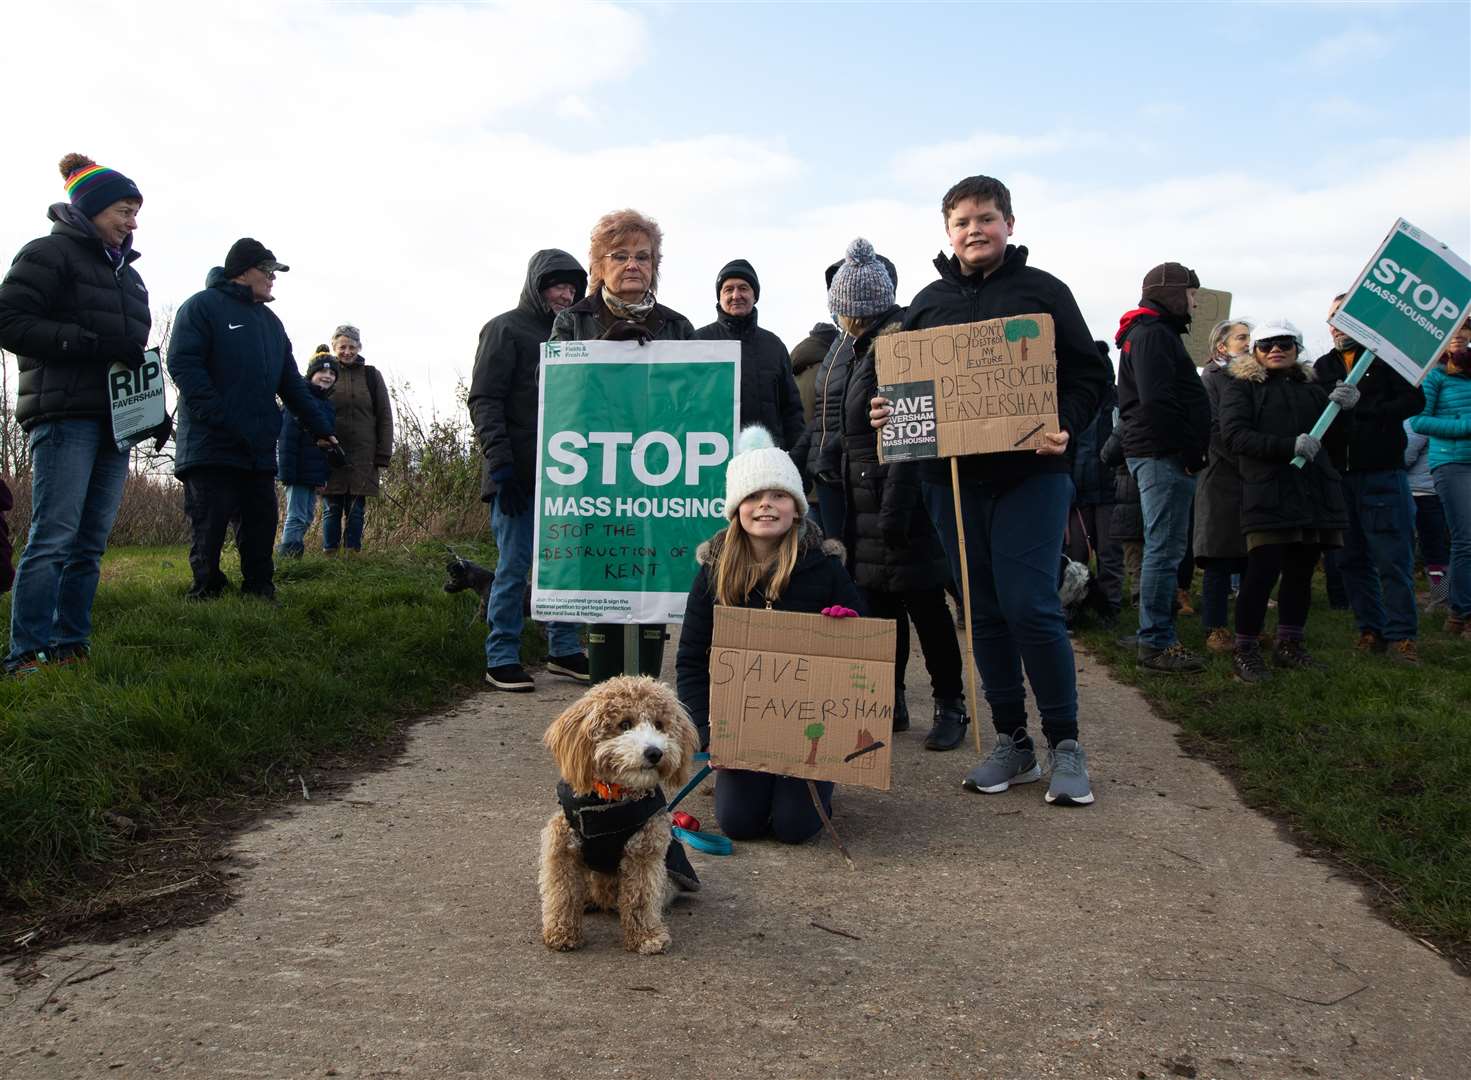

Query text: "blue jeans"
[7, 418, 128, 659]
[1199, 561, 1243, 631]
[277, 485, 319, 555]
[322, 494, 365, 552]
[485, 502, 582, 667]
[922, 472, 1078, 746]
[1127, 456, 1196, 651]
[1433, 463, 1471, 618]
[1339, 470, 1418, 641]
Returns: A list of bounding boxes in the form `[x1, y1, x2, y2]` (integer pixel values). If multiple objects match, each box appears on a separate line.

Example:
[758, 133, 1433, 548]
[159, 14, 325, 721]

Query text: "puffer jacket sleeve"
[675, 564, 716, 750]
[775, 342, 806, 450]
[0, 239, 97, 359]
[823, 556, 864, 614]
[1412, 370, 1471, 438]
[167, 295, 236, 435]
[277, 351, 332, 438]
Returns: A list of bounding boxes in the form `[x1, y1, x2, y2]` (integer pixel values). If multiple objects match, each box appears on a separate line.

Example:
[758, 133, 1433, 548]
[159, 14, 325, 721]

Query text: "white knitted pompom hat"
[723, 425, 808, 520]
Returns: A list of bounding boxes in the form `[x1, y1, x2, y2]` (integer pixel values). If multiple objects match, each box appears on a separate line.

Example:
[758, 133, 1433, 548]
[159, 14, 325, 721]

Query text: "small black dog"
[443, 557, 495, 622]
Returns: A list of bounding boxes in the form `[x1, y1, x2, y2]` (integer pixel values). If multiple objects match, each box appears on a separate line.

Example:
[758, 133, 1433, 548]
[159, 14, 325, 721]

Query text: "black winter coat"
[1219, 356, 1348, 537]
[0, 478, 13, 595]
[169, 268, 331, 476]
[1192, 360, 1246, 560]
[790, 321, 836, 424]
[675, 519, 862, 749]
[0, 204, 150, 430]
[793, 329, 856, 486]
[1071, 382, 1118, 507]
[276, 386, 337, 487]
[468, 249, 587, 500]
[1115, 304, 1211, 468]
[1100, 424, 1142, 542]
[840, 307, 950, 592]
[550, 290, 695, 343]
[903, 246, 1108, 488]
[1312, 348, 1425, 474]
[695, 308, 805, 450]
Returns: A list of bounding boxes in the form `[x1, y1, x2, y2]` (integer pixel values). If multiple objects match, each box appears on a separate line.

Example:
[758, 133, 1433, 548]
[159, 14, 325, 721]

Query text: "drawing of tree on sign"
[804, 722, 825, 765]
[1005, 318, 1041, 364]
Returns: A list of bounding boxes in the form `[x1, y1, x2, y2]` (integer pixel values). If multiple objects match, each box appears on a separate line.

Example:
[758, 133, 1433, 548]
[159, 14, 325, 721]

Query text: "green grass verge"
[0, 541, 528, 905]
[1077, 595, 1470, 959]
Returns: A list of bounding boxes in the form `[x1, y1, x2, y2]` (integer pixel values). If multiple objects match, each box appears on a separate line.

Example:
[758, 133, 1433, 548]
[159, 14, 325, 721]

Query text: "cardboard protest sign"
[531, 339, 739, 624]
[1331, 219, 1471, 386]
[1184, 288, 1232, 366]
[874, 314, 1057, 462]
[108, 347, 167, 452]
[706, 607, 897, 791]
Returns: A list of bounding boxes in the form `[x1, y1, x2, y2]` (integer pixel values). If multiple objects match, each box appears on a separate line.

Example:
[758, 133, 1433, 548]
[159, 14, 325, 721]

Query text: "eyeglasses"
[255, 264, 277, 279]
[1254, 337, 1298, 353]
[605, 251, 652, 265]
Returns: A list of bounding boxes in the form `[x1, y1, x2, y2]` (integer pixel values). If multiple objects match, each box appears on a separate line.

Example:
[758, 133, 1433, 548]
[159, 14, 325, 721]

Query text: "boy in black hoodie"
[872, 175, 1108, 806]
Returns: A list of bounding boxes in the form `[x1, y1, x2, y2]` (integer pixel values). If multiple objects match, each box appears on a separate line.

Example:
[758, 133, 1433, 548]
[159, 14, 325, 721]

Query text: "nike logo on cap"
[228, 323, 244, 330]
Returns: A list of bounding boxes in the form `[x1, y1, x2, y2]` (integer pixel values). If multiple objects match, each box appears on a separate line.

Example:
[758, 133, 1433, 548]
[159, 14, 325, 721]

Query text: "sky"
[2, 0, 1468, 423]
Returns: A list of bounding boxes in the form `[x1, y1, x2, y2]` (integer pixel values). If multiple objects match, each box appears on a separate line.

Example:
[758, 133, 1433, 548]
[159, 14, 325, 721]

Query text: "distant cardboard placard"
[707, 607, 897, 791]
[875, 314, 1057, 462]
[1184, 289, 1232, 366]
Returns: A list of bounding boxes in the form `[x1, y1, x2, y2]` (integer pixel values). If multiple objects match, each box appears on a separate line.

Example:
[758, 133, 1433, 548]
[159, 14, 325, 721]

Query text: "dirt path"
[3, 637, 1466, 1079]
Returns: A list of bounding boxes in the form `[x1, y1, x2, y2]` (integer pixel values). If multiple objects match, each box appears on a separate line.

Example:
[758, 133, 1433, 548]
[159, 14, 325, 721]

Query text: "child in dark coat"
[676, 425, 864, 844]
[276, 353, 339, 557]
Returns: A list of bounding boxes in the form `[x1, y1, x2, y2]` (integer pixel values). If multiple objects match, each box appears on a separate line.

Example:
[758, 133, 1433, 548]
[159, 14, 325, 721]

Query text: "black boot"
[665, 837, 700, 893]
[891, 695, 910, 733]
[924, 696, 970, 751]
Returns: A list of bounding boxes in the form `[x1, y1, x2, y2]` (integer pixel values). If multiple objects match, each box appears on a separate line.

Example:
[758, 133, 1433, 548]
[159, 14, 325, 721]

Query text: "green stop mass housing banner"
[531, 339, 739, 624]
[1331, 218, 1471, 386]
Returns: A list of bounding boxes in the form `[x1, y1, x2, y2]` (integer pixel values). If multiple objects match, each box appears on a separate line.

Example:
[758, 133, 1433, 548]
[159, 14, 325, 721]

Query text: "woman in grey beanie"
[831, 238, 971, 751]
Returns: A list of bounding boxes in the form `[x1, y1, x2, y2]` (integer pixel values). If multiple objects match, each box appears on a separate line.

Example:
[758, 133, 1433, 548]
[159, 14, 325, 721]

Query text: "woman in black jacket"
[0, 154, 153, 677]
[1219, 320, 1357, 682]
[830, 239, 968, 751]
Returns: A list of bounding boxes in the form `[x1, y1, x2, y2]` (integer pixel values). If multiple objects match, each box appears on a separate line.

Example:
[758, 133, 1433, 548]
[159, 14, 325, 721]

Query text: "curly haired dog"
[539, 676, 701, 955]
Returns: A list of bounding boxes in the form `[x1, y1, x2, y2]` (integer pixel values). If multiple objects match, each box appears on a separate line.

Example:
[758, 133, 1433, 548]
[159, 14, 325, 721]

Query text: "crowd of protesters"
[3, 155, 1469, 844]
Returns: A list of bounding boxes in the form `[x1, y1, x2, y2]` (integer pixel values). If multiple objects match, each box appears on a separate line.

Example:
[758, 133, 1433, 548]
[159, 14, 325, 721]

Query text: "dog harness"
[557, 782, 667, 875]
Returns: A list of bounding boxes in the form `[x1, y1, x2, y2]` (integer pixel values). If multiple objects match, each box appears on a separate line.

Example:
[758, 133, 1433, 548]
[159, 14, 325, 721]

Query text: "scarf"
[603, 286, 656, 322]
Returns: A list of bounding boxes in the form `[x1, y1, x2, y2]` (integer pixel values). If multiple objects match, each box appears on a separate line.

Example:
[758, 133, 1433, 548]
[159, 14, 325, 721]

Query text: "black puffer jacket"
[1100, 423, 1142, 542]
[840, 307, 949, 592]
[1115, 304, 1211, 468]
[1192, 360, 1246, 560]
[695, 308, 804, 450]
[903, 246, 1107, 488]
[276, 385, 336, 487]
[792, 329, 856, 485]
[1312, 347, 1425, 474]
[1071, 382, 1118, 507]
[675, 519, 862, 749]
[0, 204, 150, 430]
[468, 249, 587, 500]
[550, 290, 694, 343]
[790, 321, 836, 424]
[1219, 355, 1348, 536]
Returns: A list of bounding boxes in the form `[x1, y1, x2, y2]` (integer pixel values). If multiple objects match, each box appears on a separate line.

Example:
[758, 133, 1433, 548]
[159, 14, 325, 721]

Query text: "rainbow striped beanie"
[61, 155, 142, 218]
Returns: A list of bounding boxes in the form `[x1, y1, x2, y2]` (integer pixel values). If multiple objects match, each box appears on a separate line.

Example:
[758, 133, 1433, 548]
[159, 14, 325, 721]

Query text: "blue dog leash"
[665, 753, 733, 856]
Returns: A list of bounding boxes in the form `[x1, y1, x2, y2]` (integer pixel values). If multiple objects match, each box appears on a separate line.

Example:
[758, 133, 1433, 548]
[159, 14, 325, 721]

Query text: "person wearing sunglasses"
[168, 238, 337, 602]
[1217, 320, 1357, 683]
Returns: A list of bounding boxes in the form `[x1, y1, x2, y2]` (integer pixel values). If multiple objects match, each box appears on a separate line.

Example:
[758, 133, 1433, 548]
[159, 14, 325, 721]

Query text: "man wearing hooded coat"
[469, 249, 591, 691]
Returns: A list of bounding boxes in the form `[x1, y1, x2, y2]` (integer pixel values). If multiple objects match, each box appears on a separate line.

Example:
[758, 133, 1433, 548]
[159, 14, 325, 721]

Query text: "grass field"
[1076, 593, 1470, 964]
[0, 542, 516, 906]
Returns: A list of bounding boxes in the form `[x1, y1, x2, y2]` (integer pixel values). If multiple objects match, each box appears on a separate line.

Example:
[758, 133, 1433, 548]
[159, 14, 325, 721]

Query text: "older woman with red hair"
[550, 209, 694, 343]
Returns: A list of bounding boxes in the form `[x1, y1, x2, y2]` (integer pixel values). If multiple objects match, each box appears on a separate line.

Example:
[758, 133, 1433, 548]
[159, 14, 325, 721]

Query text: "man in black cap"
[1115, 261, 1211, 673]
[694, 259, 804, 450]
[167, 238, 337, 601]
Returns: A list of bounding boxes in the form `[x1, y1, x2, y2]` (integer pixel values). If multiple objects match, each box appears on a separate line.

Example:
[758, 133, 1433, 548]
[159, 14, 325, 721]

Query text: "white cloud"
[1304, 27, 1392, 68]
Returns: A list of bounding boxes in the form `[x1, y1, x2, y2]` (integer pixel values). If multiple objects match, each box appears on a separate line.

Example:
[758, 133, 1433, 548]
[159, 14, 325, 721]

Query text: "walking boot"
[924, 697, 970, 752]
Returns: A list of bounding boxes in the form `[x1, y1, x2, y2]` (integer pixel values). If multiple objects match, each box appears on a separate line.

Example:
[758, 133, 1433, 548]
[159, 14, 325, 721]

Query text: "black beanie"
[715, 259, 760, 302]
[1140, 262, 1200, 319]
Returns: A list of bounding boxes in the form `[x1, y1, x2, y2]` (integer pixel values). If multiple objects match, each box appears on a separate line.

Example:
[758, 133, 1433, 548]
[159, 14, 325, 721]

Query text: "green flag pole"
[1291, 348, 1376, 469]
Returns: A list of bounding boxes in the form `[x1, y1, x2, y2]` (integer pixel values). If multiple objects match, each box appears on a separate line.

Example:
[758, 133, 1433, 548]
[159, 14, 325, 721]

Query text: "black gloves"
[491, 465, 530, 517]
[150, 413, 173, 452]
[95, 336, 145, 370]
[325, 443, 349, 470]
[601, 320, 653, 345]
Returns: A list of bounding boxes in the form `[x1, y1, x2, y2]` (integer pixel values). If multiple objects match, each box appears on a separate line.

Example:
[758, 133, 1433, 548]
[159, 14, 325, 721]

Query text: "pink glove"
[821, 605, 859, 618]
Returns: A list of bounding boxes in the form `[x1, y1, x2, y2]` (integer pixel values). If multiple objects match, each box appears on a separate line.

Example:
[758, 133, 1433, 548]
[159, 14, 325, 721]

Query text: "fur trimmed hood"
[694, 517, 844, 567]
[1227, 353, 1315, 383]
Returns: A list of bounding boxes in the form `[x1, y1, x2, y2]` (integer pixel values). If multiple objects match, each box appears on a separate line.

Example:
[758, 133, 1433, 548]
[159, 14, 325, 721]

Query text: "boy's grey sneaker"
[1044, 739, 1094, 806]
[485, 663, 535, 692]
[1138, 642, 1206, 673]
[961, 732, 1041, 794]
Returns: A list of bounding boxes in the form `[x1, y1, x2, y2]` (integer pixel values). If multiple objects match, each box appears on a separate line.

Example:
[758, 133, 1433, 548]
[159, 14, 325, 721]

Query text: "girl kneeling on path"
[1218, 319, 1356, 682]
[676, 425, 865, 844]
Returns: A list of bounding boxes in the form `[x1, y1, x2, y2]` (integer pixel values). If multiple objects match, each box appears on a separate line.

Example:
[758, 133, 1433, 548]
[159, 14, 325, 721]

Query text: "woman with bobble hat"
[676, 425, 864, 844]
[0, 153, 157, 678]
[320, 323, 393, 554]
[831, 238, 970, 751]
[1218, 318, 1355, 683]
